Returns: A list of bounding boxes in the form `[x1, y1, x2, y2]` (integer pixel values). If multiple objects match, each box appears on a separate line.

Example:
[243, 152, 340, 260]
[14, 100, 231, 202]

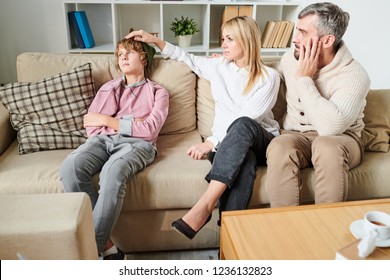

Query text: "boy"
[60, 37, 169, 259]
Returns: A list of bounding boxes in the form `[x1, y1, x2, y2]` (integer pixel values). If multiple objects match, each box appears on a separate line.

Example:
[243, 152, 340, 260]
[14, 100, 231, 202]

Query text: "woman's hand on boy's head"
[126, 29, 165, 51]
[126, 30, 153, 43]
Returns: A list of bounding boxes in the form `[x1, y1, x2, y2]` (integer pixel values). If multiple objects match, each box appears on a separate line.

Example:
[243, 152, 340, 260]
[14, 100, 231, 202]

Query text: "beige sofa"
[0, 52, 389, 253]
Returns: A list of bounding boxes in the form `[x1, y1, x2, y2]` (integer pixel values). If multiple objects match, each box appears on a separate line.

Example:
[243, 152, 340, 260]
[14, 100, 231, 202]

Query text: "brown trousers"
[266, 130, 363, 207]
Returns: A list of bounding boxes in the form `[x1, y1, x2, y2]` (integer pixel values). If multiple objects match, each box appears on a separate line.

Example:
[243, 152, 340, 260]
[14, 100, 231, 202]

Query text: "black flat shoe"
[103, 248, 127, 260]
[171, 214, 212, 240]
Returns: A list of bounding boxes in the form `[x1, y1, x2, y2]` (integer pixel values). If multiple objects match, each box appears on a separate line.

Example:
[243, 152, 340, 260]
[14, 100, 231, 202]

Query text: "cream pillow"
[150, 58, 196, 135]
[362, 89, 390, 152]
[196, 78, 214, 139]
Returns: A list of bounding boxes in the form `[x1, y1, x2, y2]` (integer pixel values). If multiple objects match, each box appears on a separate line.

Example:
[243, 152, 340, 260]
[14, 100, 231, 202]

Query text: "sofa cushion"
[0, 63, 95, 154]
[17, 52, 117, 93]
[196, 78, 214, 139]
[0, 141, 70, 193]
[362, 89, 390, 152]
[150, 59, 196, 135]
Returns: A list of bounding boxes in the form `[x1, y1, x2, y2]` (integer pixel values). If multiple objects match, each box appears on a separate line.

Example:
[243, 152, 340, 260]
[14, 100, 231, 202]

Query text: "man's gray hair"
[299, 2, 350, 48]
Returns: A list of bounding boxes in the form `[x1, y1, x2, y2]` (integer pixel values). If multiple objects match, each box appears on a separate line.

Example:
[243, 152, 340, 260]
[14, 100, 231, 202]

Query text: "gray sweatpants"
[60, 134, 156, 253]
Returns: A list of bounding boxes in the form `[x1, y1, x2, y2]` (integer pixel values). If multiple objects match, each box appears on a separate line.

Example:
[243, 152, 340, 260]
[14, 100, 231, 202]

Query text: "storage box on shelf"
[63, 0, 300, 55]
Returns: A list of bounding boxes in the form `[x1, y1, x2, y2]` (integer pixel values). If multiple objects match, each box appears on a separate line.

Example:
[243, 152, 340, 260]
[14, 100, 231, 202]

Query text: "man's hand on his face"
[296, 37, 321, 79]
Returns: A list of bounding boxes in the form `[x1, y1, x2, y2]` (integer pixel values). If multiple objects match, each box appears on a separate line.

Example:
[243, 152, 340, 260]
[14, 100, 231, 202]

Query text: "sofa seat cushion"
[347, 151, 390, 200]
[0, 141, 69, 194]
[122, 131, 211, 211]
[0, 131, 212, 212]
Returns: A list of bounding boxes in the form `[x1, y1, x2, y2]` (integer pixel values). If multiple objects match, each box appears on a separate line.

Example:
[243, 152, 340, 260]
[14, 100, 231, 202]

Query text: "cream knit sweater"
[280, 41, 370, 137]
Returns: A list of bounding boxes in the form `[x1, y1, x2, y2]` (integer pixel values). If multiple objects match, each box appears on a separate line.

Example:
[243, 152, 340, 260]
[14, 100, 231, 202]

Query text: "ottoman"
[0, 192, 98, 260]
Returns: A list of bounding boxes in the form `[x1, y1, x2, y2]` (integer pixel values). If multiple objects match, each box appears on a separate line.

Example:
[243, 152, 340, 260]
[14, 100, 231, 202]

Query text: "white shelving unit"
[63, 0, 300, 55]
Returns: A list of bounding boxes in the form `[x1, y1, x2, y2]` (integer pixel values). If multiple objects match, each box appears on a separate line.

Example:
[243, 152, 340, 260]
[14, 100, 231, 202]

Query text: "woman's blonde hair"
[222, 16, 266, 95]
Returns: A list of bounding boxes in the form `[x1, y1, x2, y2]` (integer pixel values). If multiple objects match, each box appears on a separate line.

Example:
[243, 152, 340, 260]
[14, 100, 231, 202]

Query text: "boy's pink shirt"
[86, 77, 169, 145]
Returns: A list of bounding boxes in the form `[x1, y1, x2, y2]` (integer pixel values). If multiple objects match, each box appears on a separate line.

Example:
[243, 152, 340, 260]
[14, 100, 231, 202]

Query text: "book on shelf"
[220, 6, 238, 45]
[221, 5, 253, 22]
[261, 21, 276, 48]
[238, 6, 253, 17]
[221, 6, 238, 25]
[335, 239, 390, 260]
[279, 21, 295, 48]
[266, 21, 282, 48]
[272, 21, 288, 48]
[220, 6, 250, 45]
[68, 12, 85, 48]
[70, 11, 95, 49]
[261, 20, 295, 48]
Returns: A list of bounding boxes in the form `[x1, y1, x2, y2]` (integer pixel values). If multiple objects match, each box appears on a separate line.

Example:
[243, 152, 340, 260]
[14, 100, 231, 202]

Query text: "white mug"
[363, 211, 390, 240]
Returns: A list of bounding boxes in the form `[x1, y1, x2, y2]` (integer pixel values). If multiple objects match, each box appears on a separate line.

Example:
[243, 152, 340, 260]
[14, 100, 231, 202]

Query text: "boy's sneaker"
[103, 248, 127, 260]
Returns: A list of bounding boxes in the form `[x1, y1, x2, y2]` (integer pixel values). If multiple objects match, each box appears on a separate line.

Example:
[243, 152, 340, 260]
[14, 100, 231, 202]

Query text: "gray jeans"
[60, 134, 156, 253]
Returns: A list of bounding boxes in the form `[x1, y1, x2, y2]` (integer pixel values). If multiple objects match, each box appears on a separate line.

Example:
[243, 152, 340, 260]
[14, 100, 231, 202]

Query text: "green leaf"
[170, 16, 200, 37]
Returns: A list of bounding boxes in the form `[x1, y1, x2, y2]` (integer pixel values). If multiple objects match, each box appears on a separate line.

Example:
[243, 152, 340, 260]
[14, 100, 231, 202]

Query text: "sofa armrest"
[0, 103, 16, 156]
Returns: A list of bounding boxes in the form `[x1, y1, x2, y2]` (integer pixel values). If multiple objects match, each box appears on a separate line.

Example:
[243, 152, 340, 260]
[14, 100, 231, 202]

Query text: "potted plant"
[170, 16, 200, 48]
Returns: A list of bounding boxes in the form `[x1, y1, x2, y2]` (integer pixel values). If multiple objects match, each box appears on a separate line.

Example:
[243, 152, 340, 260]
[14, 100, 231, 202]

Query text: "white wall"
[0, 0, 67, 85]
[0, 0, 389, 88]
[300, 0, 390, 89]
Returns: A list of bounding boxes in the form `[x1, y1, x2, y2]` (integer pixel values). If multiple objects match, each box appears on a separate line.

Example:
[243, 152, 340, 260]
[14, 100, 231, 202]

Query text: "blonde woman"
[128, 16, 280, 239]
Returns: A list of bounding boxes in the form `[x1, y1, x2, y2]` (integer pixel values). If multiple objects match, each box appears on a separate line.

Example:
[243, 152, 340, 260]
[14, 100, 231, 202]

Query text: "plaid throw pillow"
[0, 63, 95, 154]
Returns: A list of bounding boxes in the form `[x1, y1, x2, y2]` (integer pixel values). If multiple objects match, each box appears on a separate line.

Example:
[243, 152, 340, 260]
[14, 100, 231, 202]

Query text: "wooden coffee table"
[220, 199, 390, 259]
